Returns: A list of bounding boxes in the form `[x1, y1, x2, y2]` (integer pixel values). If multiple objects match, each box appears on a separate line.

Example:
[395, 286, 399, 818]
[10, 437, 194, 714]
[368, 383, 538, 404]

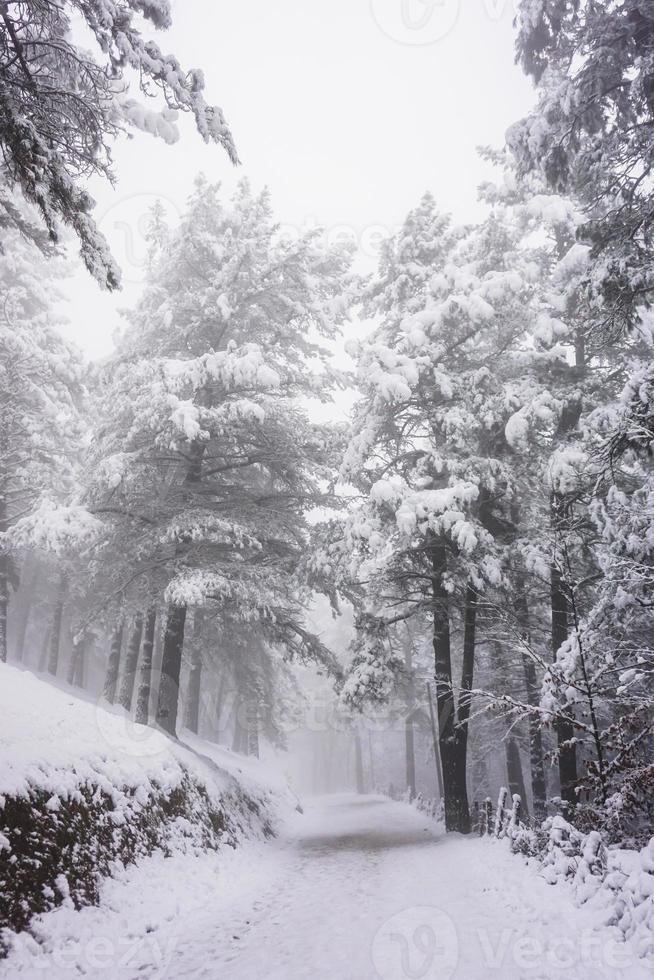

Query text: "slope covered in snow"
[0, 664, 293, 947]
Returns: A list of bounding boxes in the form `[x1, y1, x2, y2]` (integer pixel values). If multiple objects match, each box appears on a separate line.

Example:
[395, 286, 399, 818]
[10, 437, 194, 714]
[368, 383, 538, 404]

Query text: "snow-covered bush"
[488, 784, 654, 961]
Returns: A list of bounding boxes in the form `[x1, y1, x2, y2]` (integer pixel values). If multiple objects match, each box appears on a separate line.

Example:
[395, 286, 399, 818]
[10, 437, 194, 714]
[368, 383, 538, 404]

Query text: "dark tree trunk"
[47, 576, 66, 677]
[118, 614, 144, 712]
[515, 582, 548, 819]
[430, 536, 471, 834]
[404, 714, 416, 800]
[184, 610, 204, 734]
[355, 732, 365, 794]
[404, 638, 416, 799]
[506, 737, 529, 817]
[103, 623, 125, 703]
[66, 635, 86, 687]
[135, 608, 157, 725]
[155, 439, 202, 738]
[156, 604, 187, 737]
[149, 621, 164, 721]
[426, 681, 444, 799]
[73, 639, 85, 688]
[547, 326, 584, 809]
[551, 549, 578, 808]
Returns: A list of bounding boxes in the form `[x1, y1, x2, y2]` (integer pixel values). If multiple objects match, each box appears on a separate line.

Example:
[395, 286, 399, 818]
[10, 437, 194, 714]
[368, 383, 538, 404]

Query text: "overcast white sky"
[62, 0, 534, 358]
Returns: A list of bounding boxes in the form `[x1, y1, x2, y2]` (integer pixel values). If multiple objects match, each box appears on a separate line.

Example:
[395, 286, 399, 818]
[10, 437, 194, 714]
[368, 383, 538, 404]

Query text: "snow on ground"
[3, 793, 651, 979]
[0, 662, 291, 812]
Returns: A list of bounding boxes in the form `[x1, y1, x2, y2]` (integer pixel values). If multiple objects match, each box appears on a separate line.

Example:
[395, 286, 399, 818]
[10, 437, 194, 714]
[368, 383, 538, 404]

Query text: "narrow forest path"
[3, 794, 648, 979]
[162, 794, 643, 980]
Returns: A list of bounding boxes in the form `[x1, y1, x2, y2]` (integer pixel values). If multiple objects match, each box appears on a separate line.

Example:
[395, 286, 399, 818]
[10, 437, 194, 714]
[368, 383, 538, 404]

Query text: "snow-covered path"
[164, 794, 645, 980]
[4, 794, 649, 979]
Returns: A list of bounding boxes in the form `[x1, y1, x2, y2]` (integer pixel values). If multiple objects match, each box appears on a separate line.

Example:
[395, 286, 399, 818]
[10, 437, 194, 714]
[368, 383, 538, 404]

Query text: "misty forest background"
[1, 0, 654, 844]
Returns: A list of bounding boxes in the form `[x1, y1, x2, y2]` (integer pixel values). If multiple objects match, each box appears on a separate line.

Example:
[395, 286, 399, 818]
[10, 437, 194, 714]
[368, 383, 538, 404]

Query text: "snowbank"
[0, 664, 292, 952]
[490, 792, 654, 963]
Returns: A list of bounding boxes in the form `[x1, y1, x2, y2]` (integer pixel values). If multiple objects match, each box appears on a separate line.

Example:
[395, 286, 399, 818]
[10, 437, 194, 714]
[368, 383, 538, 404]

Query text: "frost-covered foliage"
[0, 0, 237, 287]
[506, 0, 654, 837]
[325, 143, 654, 839]
[332, 182, 588, 827]
[84, 178, 351, 735]
[512, 0, 654, 334]
[0, 219, 87, 663]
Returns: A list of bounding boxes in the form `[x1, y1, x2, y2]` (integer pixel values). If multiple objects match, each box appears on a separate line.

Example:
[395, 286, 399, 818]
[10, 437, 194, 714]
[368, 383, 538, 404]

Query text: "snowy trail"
[157, 794, 649, 980]
[3, 794, 650, 979]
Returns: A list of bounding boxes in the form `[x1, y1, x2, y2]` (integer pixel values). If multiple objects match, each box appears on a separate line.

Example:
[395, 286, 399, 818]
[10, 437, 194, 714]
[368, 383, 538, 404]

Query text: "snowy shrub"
[606, 839, 654, 958]
[0, 666, 282, 955]
[488, 788, 654, 961]
[0, 775, 273, 952]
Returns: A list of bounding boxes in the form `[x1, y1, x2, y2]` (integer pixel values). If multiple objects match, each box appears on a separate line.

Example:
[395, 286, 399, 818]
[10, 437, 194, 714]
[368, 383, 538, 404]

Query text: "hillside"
[0, 664, 291, 953]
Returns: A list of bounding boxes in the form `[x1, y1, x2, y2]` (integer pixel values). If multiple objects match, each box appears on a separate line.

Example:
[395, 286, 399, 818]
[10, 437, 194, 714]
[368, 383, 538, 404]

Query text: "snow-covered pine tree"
[86, 178, 352, 737]
[508, 3, 654, 826]
[0, 0, 237, 288]
[477, 154, 639, 815]
[0, 217, 87, 663]
[336, 193, 551, 833]
[512, 0, 654, 337]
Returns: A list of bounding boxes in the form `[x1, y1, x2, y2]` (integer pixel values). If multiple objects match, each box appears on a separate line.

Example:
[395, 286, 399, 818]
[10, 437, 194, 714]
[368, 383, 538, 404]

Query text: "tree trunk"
[430, 536, 471, 834]
[547, 324, 584, 810]
[103, 623, 125, 703]
[551, 548, 578, 808]
[515, 581, 547, 819]
[404, 635, 416, 799]
[247, 699, 260, 758]
[232, 697, 248, 753]
[149, 621, 164, 721]
[14, 561, 39, 663]
[135, 608, 157, 725]
[66, 634, 86, 687]
[73, 638, 85, 688]
[184, 610, 204, 734]
[0, 552, 7, 664]
[355, 732, 365, 794]
[213, 669, 227, 743]
[0, 490, 7, 663]
[47, 575, 66, 677]
[506, 737, 529, 818]
[426, 682, 444, 799]
[154, 438, 202, 737]
[37, 627, 51, 673]
[156, 604, 187, 737]
[118, 614, 144, 712]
